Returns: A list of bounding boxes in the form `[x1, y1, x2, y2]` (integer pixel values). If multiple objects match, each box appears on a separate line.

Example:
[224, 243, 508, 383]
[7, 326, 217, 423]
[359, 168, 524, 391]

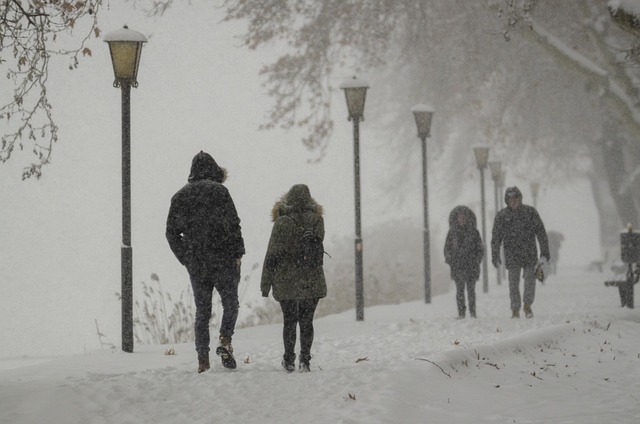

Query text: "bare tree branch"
[0, 0, 103, 179]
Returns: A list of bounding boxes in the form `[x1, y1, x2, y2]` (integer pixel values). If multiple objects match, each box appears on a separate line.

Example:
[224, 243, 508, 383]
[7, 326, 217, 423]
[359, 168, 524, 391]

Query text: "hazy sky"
[0, 2, 600, 357]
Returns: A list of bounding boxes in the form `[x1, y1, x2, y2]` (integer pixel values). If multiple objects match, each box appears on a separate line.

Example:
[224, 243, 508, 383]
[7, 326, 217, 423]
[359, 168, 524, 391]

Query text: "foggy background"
[0, 2, 599, 358]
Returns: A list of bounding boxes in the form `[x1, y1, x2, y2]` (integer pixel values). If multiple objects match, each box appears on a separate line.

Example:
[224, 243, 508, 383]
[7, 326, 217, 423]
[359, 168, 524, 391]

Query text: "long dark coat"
[260, 184, 327, 301]
[491, 203, 549, 269]
[166, 152, 245, 276]
[444, 206, 484, 282]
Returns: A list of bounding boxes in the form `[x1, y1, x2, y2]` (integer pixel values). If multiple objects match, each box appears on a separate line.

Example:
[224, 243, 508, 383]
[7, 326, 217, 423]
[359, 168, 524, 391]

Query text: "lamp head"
[339, 76, 369, 121]
[104, 25, 147, 88]
[411, 104, 435, 139]
[473, 145, 490, 169]
[488, 161, 502, 180]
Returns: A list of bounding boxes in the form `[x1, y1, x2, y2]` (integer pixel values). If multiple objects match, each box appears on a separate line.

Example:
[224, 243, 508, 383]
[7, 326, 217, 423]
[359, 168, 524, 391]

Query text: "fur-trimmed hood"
[271, 184, 323, 222]
[188, 151, 227, 183]
[448, 205, 477, 229]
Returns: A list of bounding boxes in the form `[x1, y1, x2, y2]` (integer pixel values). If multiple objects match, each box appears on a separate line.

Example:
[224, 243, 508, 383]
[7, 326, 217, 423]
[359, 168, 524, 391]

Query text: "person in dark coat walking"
[491, 186, 549, 319]
[444, 206, 484, 319]
[261, 184, 327, 372]
[166, 151, 245, 373]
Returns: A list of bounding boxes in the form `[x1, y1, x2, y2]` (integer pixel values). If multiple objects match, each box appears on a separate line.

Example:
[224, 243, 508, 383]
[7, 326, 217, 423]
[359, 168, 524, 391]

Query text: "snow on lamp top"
[104, 26, 148, 43]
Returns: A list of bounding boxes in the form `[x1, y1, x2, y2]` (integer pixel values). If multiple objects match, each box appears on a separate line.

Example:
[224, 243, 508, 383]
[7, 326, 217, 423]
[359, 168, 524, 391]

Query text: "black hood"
[188, 151, 226, 183]
[504, 186, 522, 204]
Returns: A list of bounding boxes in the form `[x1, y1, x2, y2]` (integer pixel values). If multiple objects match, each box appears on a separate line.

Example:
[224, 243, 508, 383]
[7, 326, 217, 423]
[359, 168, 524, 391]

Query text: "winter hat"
[188, 151, 226, 183]
[504, 186, 522, 204]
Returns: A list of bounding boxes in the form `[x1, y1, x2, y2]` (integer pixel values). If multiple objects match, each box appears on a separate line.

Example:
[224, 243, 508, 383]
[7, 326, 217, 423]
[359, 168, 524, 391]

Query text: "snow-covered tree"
[212, 0, 640, 256]
[6, 0, 640, 259]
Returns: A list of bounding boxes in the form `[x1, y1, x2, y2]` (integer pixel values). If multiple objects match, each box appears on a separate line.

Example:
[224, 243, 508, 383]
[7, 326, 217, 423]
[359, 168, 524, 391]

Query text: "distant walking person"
[491, 186, 549, 318]
[444, 206, 484, 319]
[261, 184, 327, 372]
[547, 231, 564, 275]
[166, 151, 245, 373]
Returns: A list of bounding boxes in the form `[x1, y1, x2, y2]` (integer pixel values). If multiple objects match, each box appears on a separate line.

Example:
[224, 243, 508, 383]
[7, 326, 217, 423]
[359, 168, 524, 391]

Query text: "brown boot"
[216, 335, 237, 369]
[524, 304, 533, 319]
[511, 308, 520, 318]
[197, 352, 210, 373]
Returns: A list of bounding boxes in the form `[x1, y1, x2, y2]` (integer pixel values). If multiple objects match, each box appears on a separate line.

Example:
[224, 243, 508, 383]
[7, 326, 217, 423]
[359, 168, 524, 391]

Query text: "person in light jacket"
[261, 184, 327, 372]
[444, 205, 484, 319]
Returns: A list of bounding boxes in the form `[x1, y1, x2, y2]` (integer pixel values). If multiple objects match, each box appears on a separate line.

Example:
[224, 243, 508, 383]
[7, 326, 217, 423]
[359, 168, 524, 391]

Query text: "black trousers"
[454, 278, 476, 316]
[189, 264, 240, 355]
[279, 298, 319, 363]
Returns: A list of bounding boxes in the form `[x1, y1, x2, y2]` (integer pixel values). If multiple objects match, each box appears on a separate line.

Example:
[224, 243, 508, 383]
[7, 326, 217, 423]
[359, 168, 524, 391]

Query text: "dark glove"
[265, 256, 278, 272]
[262, 291, 269, 298]
[492, 258, 501, 268]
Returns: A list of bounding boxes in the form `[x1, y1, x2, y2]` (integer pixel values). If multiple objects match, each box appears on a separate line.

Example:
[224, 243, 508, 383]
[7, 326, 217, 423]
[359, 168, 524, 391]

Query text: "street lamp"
[473, 145, 490, 294]
[104, 25, 147, 353]
[530, 181, 540, 209]
[411, 104, 435, 304]
[340, 76, 369, 321]
[488, 160, 502, 286]
[499, 168, 507, 280]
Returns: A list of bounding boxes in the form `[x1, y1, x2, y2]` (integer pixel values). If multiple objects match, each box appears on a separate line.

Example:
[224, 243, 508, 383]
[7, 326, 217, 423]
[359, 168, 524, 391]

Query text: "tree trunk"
[588, 142, 622, 263]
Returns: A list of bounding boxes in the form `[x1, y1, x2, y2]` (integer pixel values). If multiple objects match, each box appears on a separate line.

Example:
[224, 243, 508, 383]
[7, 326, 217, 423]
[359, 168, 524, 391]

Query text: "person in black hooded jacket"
[166, 151, 245, 373]
[444, 205, 484, 319]
[491, 186, 549, 319]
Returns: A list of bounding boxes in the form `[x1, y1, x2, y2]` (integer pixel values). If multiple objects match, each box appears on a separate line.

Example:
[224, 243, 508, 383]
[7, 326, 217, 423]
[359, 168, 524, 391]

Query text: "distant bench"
[604, 264, 637, 309]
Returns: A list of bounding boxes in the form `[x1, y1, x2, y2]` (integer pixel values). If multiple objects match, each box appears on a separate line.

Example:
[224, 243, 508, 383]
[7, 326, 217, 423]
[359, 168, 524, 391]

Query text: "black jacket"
[444, 206, 484, 282]
[491, 203, 549, 269]
[166, 152, 245, 274]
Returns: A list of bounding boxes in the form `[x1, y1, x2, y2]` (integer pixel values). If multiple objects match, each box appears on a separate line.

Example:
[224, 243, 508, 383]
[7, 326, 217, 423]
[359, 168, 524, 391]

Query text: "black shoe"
[216, 345, 237, 369]
[282, 359, 295, 372]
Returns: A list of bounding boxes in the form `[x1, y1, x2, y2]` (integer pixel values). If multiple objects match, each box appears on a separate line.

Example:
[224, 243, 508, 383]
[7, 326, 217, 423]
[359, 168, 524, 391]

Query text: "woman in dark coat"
[444, 205, 484, 318]
[261, 184, 327, 372]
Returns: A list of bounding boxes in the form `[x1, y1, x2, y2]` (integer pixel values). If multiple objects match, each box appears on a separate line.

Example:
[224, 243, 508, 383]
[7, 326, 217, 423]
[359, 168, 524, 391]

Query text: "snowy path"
[2, 268, 639, 423]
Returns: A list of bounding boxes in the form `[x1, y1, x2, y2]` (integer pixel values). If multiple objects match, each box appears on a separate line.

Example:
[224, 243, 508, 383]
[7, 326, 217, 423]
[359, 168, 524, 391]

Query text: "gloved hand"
[492, 258, 501, 268]
[540, 255, 549, 263]
[262, 291, 269, 298]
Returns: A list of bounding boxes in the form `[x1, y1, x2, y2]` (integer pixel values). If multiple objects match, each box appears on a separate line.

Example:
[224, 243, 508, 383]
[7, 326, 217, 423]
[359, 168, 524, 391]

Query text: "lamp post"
[488, 160, 502, 286]
[530, 181, 540, 209]
[104, 26, 147, 353]
[473, 145, 490, 294]
[499, 168, 507, 280]
[411, 104, 435, 304]
[340, 77, 369, 321]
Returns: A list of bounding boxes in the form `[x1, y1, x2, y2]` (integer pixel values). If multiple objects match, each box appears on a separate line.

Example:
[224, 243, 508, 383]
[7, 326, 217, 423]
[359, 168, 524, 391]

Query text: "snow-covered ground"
[2, 267, 639, 423]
